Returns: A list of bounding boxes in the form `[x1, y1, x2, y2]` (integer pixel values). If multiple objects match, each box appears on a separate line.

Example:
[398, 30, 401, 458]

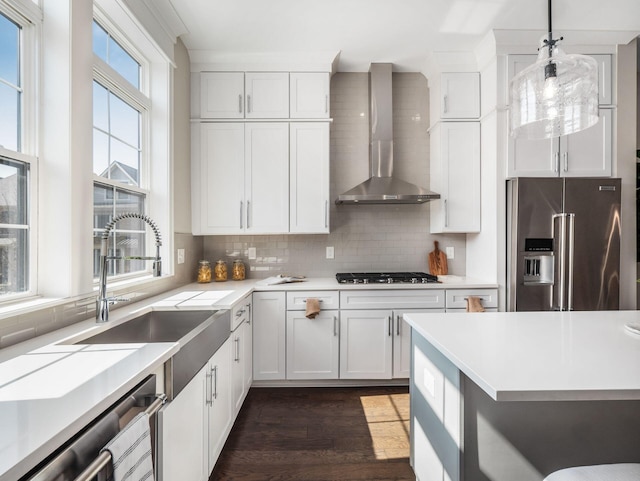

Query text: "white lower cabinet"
[287, 310, 339, 379]
[206, 339, 232, 472]
[253, 291, 286, 380]
[159, 362, 208, 481]
[231, 318, 252, 415]
[339, 309, 394, 379]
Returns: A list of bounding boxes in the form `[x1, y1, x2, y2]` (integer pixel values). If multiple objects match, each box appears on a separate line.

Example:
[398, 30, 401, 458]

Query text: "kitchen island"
[405, 310, 640, 481]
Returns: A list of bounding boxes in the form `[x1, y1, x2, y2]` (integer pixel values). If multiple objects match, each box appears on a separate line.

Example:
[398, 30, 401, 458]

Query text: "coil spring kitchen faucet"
[96, 213, 162, 322]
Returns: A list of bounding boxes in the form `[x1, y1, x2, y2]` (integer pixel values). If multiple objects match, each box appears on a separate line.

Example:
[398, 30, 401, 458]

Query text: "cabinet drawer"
[287, 291, 339, 310]
[232, 295, 251, 330]
[445, 289, 498, 309]
[340, 290, 445, 309]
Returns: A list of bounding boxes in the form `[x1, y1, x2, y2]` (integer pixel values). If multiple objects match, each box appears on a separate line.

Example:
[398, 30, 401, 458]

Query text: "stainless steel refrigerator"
[507, 177, 621, 311]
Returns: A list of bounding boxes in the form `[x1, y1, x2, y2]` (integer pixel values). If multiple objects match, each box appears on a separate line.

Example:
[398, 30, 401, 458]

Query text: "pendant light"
[510, 0, 599, 139]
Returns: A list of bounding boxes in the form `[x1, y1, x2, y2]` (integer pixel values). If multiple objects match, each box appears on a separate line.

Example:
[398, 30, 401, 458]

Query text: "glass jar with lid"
[197, 260, 212, 283]
[232, 259, 246, 280]
[214, 260, 228, 282]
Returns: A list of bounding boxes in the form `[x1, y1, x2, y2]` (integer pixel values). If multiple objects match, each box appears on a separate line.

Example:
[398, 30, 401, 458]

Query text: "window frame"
[92, 13, 155, 283]
[0, 1, 40, 303]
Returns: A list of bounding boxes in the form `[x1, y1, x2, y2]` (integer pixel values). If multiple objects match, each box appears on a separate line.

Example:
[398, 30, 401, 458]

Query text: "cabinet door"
[339, 309, 393, 379]
[289, 122, 330, 233]
[441, 72, 480, 119]
[561, 109, 612, 177]
[286, 310, 339, 380]
[245, 72, 289, 119]
[243, 299, 253, 394]
[290, 72, 330, 118]
[245, 123, 289, 234]
[231, 321, 247, 415]
[392, 309, 444, 378]
[200, 72, 245, 119]
[207, 339, 231, 473]
[159, 364, 207, 481]
[252, 291, 286, 380]
[431, 122, 481, 233]
[197, 123, 245, 234]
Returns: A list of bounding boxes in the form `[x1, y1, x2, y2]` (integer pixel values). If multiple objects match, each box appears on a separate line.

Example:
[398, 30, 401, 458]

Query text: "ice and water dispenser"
[522, 238, 554, 285]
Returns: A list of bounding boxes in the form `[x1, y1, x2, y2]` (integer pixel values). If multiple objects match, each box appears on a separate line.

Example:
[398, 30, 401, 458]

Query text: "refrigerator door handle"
[552, 213, 567, 311]
[567, 213, 575, 311]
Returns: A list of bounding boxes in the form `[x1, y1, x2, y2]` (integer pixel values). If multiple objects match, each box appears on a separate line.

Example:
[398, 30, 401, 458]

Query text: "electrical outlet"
[446, 246, 454, 259]
[177, 248, 185, 264]
[326, 246, 335, 259]
[248, 247, 257, 260]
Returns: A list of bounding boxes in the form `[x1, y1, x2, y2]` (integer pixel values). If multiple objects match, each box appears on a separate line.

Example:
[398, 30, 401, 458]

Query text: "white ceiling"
[167, 0, 640, 72]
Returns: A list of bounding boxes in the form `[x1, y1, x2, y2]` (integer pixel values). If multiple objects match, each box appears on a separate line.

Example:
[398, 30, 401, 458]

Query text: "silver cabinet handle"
[396, 315, 401, 336]
[443, 94, 448, 114]
[554, 152, 560, 173]
[235, 308, 245, 317]
[212, 366, 218, 400]
[325, 200, 328, 228]
[247, 200, 251, 228]
[205, 369, 213, 406]
[563, 152, 569, 172]
[325, 94, 328, 113]
[388, 316, 392, 337]
[247, 94, 251, 113]
[238, 94, 243, 113]
[234, 337, 240, 362]
[444, 199, 449, 227]
[240, 201, 243, 229]
[333, 316, 337, 336]
[246, 303, 251, 324]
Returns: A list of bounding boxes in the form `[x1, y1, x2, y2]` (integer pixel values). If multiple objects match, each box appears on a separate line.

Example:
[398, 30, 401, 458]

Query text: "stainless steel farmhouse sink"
[75, 309, 231, 399]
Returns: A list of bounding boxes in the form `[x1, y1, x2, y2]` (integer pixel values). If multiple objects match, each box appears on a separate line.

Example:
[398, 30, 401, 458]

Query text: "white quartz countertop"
[0, 274, 495, 480]
[405, 310, 640, 402]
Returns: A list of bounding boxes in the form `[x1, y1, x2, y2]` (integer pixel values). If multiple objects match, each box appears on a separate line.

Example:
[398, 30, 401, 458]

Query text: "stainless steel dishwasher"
[22, 375, 165, 481]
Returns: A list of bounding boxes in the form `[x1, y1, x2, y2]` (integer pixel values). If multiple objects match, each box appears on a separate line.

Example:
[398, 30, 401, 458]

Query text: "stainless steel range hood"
[335, 63, 440, 205]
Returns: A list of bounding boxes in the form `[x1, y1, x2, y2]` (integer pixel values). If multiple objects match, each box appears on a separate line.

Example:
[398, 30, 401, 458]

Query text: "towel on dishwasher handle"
[102, 412, 155, 481]
[466, 296, 485, 312]
[305, 298, 321, 319]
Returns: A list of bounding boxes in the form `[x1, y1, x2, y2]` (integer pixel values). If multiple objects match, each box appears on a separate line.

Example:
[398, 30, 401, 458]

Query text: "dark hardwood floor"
[210, 386, 414, 481]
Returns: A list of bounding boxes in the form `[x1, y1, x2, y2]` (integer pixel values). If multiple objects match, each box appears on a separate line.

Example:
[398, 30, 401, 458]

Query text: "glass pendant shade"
[510, 35, 599, 139]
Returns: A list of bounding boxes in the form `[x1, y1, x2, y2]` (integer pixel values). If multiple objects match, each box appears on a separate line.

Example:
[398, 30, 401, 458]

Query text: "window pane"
[0, 227, 28, 296]
[0, 158, 28, 225]
[93, 82, 109, 132]
[115, 190, 145, 230]
[92, 21, 108, 63]
[0, 81, 19, 152]
[0, 13, 19, 86]
[114, 232, 145, 274]
[93, 129, 109, 177]
[110, 93, 140, 148]
[93, 184, 112, 229]
[108, 38, 140, 89]
[110, 137, 139, 185]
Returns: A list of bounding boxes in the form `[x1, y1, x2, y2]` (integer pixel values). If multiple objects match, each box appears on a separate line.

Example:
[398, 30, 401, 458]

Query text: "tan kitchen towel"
[466, 296, 485, 313]
[305, 298, 321, 319]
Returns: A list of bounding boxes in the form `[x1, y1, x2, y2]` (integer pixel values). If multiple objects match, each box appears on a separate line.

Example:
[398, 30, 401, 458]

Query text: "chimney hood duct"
[335, 63, 440, 205]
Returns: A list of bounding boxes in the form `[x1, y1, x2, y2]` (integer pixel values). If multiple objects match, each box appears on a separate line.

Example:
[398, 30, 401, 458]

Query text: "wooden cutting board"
[428, 240, 448, 275]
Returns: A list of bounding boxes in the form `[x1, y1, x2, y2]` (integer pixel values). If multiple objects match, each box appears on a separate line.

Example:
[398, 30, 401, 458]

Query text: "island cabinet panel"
[411, 330, 462, 481]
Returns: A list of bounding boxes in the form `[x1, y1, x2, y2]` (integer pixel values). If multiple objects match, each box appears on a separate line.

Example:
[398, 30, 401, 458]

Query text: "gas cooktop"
[336, 272, 440, 284]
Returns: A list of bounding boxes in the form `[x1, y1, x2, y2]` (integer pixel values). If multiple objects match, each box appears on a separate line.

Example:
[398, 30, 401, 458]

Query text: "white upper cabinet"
[289, 122, 330, 233]
[506, 54, 613, 178]
[245, 72, 289, 118]
[290, 72, 330, 118]
[440, 72, 480, 119]
[430, 122, 481, 233]
[200, 72, 245, 119]
[199, 72, 289, 119]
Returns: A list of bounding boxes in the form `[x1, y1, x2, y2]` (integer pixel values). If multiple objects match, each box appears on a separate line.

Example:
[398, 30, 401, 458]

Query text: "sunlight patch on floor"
[360, 393, 410, 460]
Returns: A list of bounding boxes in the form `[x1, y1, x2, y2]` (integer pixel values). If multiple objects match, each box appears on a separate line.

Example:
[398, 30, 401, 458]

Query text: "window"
[92, 19, 150, 281]
[0, 5, 36, 300]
